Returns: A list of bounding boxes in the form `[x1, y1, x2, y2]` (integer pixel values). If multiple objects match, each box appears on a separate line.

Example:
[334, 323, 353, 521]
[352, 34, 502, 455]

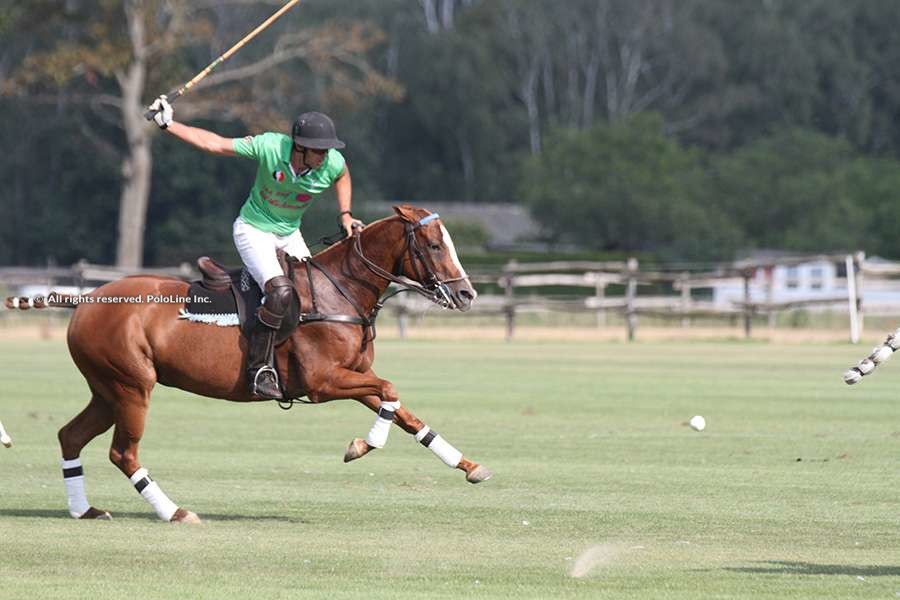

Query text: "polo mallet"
[843, 327, 900, 384]
[144, 0, 302, 121]
[0, 420, 12, 448]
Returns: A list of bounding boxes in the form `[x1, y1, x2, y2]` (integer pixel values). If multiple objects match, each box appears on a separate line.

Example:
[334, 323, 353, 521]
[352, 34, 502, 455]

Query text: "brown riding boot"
[246, 275, 293, 400]
[247, 320, 282, 400]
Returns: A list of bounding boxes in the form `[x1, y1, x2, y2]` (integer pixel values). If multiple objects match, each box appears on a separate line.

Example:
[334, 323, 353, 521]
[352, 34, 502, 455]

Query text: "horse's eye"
[429, 242, 442, 251]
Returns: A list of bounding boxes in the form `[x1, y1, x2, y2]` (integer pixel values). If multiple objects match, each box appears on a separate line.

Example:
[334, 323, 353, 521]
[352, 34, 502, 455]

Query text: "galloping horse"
[9, 205, 490, 522]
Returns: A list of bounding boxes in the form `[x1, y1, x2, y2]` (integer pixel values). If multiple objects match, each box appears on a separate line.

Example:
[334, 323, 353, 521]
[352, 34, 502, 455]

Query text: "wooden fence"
[0, 251, 891, 343]
[390, 252, 873, 342]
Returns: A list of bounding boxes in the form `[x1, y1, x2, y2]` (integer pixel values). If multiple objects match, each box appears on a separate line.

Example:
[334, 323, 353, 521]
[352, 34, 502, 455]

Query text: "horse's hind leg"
[107, 389, 200, 523]
[346, 395, 493, 485]
[57, 393, 114, 519]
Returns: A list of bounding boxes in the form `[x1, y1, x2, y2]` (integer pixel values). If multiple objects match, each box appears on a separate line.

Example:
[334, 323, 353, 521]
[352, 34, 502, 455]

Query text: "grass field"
[0, 336, 898, 599]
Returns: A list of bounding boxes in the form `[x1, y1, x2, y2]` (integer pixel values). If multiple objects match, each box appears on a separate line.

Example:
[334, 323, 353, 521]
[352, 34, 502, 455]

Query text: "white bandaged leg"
[129, 468, 178, 521]
[61, 458, 90, 518]
[365, 401, 400, 449]
[887, 329, 900, 350]
[844, 327, 900, 384]
[415, 426, 463, 468]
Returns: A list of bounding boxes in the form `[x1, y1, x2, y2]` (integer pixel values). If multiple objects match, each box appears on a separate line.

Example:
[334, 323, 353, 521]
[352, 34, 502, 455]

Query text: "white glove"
[149, 95, 173, 129]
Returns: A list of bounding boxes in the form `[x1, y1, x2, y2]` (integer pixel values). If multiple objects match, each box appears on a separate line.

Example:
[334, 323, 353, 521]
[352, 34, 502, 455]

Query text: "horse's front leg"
[346, 394, 492, 485]
[307, 368, 491, 484]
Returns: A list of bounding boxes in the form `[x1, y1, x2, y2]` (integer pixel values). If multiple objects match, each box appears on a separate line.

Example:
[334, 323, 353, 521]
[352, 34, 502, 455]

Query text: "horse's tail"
[4, 292, 79, 310]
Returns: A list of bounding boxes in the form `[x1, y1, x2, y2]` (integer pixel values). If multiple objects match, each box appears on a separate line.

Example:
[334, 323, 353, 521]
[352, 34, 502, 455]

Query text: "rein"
[277, 213, 467, 410]
[292, 213, 466, 343]
[352, 213, 468, 309]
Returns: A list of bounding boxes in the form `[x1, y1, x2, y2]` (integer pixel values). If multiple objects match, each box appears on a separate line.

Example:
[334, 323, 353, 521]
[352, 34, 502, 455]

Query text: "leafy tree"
[3, 1, 397, 267]
[520, 114, 740, 260]
[711, 129, 862, 251]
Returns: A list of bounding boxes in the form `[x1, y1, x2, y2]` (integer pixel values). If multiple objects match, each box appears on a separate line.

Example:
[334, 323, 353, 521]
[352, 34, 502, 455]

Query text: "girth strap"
[298, 313, 368, 325]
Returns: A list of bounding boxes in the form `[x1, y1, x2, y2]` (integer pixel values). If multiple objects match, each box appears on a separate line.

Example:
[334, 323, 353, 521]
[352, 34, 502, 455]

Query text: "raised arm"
[164, 122, 236, 156]
[148, 95, 236, 156]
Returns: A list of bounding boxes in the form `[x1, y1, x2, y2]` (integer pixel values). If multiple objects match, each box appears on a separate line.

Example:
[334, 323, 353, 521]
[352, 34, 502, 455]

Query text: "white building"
[710, 253, 900, 315]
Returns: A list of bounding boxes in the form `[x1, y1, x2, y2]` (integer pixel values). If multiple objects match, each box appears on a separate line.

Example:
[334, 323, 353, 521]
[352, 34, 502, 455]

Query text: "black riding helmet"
[292, 111, 345, 149]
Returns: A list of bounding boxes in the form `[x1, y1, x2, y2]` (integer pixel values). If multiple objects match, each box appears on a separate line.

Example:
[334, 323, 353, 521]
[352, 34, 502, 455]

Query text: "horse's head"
[391, 205, 478, 311]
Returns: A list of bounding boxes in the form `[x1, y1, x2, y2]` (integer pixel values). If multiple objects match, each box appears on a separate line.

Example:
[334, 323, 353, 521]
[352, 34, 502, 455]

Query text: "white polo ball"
[689, 415, 706, 432]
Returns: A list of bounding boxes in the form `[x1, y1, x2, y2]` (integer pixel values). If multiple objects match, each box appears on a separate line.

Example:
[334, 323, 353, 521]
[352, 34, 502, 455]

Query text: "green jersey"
[232, 132, 346, 235]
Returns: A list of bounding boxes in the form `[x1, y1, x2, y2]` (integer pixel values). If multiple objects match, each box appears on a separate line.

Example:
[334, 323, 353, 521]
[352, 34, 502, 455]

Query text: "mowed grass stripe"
[0, 338, 898, 599]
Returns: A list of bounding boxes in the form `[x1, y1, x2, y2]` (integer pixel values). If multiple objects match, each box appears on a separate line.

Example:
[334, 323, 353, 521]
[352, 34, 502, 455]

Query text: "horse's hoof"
[79, 506, 112, 520]
[466, 465, 493, 484]
[170, 508, 201, 524]
[343, 438, 373, 463]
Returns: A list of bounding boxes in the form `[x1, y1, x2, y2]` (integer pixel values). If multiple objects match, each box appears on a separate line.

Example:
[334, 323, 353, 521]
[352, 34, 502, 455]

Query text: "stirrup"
[251, 366, 281, 398]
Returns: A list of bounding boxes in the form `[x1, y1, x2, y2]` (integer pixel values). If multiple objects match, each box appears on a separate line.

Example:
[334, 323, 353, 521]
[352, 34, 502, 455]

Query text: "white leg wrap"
[365, 401, 400, 449]
[129, 468, 178, 521]
[61, 458, 90, 518]
[415, 426, 463, 468]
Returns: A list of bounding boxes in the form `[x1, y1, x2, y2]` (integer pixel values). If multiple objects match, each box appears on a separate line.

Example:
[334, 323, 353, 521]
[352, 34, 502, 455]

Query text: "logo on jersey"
[273, 170, 285, 182]
[295, 193, 311, 203]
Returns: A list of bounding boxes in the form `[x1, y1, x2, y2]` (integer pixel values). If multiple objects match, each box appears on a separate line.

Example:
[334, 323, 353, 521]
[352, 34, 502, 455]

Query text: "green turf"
[0, 337, 898, 599]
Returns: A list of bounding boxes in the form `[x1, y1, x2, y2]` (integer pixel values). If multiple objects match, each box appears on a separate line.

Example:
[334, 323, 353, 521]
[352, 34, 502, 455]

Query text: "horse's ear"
[392, 204, 422, 223]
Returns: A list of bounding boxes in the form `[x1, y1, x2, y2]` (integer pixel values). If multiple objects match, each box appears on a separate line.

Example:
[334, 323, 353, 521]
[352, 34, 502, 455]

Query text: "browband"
[417, 213, 440, 227]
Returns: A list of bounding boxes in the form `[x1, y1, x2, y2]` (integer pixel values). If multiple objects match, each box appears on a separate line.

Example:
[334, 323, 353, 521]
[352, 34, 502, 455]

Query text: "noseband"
[353, 213, 469, 308]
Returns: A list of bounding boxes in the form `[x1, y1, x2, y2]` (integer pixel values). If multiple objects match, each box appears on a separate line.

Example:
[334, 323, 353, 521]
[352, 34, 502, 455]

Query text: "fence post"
[856, 251, 865, 339]
[625, 257, 638, 341]
[503, 260, 516, 341]
[742, 268, 753, 339]
[765, 266, 775, 329]
[679, 272, 690, 328]
[846, 254, 859, 343]
[395, 301, 408, 340]
[594, 274, 606, 327]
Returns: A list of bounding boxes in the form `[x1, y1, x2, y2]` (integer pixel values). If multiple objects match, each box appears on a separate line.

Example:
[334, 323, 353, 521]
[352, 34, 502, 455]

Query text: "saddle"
[184, 253, 300, 346]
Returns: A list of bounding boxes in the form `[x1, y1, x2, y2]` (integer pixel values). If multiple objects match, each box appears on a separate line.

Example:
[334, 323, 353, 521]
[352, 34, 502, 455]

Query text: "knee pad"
[258, 275, 293, 328]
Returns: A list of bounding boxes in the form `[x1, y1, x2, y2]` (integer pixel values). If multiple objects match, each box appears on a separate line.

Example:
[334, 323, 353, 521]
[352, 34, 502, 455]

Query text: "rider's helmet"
[291, 112, 345, 149]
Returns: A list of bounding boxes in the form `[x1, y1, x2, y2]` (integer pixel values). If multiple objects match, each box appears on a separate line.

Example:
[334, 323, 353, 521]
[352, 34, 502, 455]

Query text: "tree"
[520, 114, 740, 260]
[4, 1, 397, 267]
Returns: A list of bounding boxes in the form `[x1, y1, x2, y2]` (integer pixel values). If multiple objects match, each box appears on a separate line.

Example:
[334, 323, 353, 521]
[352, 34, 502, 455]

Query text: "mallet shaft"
[144, 0, 302, 120]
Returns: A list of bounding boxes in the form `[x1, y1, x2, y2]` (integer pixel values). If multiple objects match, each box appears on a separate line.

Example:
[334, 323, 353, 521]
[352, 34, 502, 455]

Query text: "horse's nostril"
[459, 290, 474, 301]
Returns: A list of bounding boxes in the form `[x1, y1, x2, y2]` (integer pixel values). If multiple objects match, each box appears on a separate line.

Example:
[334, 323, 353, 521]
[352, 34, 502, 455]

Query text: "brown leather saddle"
[185, 254, 300, 345]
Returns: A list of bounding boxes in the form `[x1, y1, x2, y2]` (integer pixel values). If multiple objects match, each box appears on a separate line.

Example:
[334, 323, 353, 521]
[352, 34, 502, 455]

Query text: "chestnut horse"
[14, 205, 490, 522]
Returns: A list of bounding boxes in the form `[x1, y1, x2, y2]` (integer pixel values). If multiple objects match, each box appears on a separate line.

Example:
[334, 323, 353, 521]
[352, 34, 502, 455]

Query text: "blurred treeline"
[3, 0, 900, 266]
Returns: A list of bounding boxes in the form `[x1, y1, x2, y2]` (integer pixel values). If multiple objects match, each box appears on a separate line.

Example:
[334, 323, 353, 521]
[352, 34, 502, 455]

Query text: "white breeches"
[233, 216, 311, 287]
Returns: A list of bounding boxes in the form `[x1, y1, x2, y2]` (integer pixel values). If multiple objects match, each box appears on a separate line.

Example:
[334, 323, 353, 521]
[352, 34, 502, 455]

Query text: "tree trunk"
[116, 102, 152, 268]
[522, 58, 541, 155]
[581, 47, 600, 129]
[440, 0, 455, 30]
[420, 0, 439, 34]
[116, 2, 151, 269]
[457, 131, 475, 201]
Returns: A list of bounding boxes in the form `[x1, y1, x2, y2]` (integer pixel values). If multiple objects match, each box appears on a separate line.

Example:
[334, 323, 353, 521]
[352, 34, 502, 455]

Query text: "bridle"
[276, 213, 471, 407]
[352, 213, 469, 309]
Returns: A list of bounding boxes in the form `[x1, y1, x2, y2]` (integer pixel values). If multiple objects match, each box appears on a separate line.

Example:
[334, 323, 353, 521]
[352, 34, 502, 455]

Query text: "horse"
[8, 205, 490, 523]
